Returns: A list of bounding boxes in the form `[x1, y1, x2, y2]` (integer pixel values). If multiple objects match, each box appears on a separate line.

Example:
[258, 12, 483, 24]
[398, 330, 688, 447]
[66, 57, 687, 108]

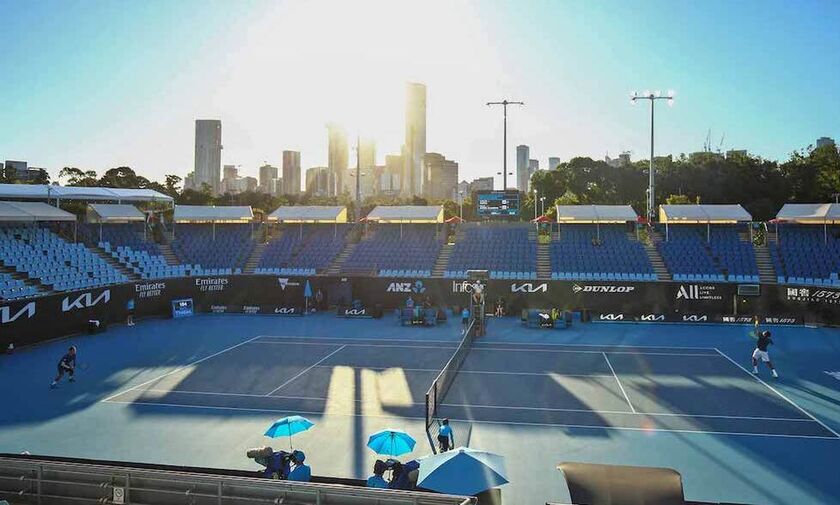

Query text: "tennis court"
[103, 334, 838, 440]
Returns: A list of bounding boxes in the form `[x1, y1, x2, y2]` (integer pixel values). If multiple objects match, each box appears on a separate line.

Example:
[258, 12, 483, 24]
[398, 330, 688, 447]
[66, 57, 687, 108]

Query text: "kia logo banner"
[0, 302, 36, 324]
[61, 290, 111, 312]
[511, 283, 548, 293]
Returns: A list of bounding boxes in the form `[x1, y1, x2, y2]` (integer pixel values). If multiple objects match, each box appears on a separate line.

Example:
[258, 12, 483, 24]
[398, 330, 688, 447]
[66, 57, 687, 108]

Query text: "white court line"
[252, 339, 715, 356]
[262, 345, 347, 397]
[101, 399, 840, 440]
[114, 389, 814, 423]
[256, 334, 719, 351]
[603, 352, 636, 413]
[714, 348, 840, 438]
[101, 335, 264, 403]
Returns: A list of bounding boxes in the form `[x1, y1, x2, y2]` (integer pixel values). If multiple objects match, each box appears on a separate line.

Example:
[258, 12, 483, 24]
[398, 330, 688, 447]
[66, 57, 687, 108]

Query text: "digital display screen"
[476, 190, 520, 217]
[171, 298, 194, 318]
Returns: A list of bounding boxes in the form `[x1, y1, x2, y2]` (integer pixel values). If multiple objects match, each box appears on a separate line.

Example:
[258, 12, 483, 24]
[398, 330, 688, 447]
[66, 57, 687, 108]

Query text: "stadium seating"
[80, 223, 187, 279]
[171, 224, 254, 272]
[342, 225, 442, 277]
[770, 225, 840, 286]
[549, 225, 656, 281]
[445, 224, 537, 279]
[256, 225, 349, 276]
[0, 225, 128, 292]
[0, 272, 39, 300]
[657, 225, 759, 283]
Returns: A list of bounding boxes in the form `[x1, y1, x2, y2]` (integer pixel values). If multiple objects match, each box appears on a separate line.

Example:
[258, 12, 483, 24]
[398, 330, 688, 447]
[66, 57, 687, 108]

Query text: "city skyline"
[1, 0, 839, 188]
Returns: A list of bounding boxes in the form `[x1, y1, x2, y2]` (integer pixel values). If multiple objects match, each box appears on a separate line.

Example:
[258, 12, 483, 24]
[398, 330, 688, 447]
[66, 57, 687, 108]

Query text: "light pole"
[630, 90, 674, 222]
[540, 196, 546, 216]
[487, 99, 524, 190]
[458, 191, 464, 220]
[533, 190, 538, 220]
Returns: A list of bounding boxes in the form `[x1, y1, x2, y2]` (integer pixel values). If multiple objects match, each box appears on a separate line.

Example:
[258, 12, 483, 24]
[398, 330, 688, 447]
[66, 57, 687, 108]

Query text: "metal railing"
[0, 456, 475, 505]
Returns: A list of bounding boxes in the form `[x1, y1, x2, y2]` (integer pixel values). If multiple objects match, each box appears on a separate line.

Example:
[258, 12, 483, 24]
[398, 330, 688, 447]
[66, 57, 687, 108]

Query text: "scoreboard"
[476, 190, 520, 218]
[171, 298, 194, 318]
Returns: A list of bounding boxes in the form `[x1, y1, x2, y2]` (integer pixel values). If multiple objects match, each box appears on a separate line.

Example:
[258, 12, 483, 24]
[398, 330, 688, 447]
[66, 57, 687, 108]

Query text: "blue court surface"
[2, 313, 840, 504]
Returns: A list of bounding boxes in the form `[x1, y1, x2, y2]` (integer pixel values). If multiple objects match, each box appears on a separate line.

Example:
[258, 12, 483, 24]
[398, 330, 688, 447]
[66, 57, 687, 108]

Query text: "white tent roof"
[555, 205, 638, 223]
[174, 205, 253, 222]
[776, 203, 840, 222]
[0, 184, 173, 203]
[365, 206, 444, 223]
[267, 206, 348, 223]
[660, 204, 751, 223]
[88, 204, 145, 222]
[0, 201, 76, 222]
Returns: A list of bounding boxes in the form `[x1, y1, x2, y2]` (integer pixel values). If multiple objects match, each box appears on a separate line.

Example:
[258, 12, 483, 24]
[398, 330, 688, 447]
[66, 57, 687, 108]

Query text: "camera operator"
[247, 447, 292, 480]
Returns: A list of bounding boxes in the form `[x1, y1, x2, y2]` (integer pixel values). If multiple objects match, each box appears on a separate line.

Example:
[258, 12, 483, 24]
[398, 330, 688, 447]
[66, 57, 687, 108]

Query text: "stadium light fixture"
[487, 99, 524, 190]
[630, 89, 675, 223]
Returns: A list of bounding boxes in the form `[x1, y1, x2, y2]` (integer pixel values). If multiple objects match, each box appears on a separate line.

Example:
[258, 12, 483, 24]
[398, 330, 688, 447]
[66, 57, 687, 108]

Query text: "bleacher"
[770, 225, 840, 286]
[657, 225, 759, 283]
[171, 224, 252, 275]
[445, 224, 537, 279]
[80, 223, 186, 280]
[0, 272, 38, 300]
[550, 225, 656, 281]
[0, 225, 128, 292]
[256, 225, 348, 276]
[342, 225, 442, 277]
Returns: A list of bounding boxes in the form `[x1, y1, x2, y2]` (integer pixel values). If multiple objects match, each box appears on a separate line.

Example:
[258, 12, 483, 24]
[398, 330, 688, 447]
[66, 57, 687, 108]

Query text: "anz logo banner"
[0, 302, 36, 324]
[61, 290, 111, 312]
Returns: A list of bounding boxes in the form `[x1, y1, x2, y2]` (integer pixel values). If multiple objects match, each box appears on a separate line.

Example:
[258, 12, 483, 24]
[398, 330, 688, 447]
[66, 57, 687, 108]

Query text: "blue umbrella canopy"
[366, 429, 416, 457]
[264, 416, 314, 449]
[418, 447, 508, 496]
[304, 280, 313, 298]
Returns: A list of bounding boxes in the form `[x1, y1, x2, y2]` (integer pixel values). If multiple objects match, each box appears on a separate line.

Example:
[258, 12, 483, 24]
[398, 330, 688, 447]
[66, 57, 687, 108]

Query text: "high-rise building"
[357, 139, 376, 198]
[403, 82, 427, 197]
[516, 145, 530, 191]
[282, 150, 301, 195]
[194, 119, 222, 194]
[528, 159, 539, 173]
[817, 137, 836, 149]
[548, 157, 561, 170]
[327, 123, 348, 196]
[2, 160, 43, 182]
[605, 152, 632, 168]
[378, 154, 403, 195]
[259, 164, 279, 194]
[221, 165, 238, 193]
[239, 176, 258, 193]
[306, 167, 330, 197]
[423, 153, 459, 200]
[469, 177, 495, 194]
[184, 172, 196, 191]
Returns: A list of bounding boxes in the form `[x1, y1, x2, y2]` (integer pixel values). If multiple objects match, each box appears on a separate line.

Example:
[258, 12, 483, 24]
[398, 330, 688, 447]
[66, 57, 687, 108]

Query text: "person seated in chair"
[366, 460, 389, 488]
[494, 298, 505, 317]
[288, 450, 311, 482]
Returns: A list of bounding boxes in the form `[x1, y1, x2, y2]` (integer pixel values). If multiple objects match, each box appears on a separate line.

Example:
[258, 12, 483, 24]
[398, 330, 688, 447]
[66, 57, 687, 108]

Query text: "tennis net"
[425, 318, 477, 429]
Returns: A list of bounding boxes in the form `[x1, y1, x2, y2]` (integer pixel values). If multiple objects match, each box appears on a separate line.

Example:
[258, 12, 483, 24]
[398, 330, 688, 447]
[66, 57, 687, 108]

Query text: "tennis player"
[752, 330, 778, 378]
[50, 346, 77, 389]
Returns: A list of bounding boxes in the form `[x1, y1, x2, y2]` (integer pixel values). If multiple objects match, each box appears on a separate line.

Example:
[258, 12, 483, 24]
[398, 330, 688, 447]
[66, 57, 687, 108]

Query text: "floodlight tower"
[630, 90, 674, 222]
[487, 99, 524, 190]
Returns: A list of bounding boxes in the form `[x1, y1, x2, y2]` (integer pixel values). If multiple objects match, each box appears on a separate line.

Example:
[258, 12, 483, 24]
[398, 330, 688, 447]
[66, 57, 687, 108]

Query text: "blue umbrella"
[264, 416, 314, 449]
[304, 280, 313, 298]
[366, 429, 416, 457]
[418, 447, 508, 496]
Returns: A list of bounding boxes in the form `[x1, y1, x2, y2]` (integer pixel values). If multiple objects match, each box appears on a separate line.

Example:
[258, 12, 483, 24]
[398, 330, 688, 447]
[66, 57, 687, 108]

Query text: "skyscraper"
[282, 150, 301, 195]
[194, 119, 222, 194]
[259, 164, 279, 194]
[358, 139, 376, 198]
[306, 167, 330, 197]
[548, 157, 561, 171]
[516, 145, 530, 191]
[403, 82, 427, 197]
[423, 153, 459, 200]
[817, 137, 836, 149]
[327, 123, 348, 196]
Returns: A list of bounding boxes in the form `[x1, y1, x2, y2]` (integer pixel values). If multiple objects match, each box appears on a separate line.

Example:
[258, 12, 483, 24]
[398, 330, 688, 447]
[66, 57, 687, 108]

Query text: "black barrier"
[3, 275, 839, 348]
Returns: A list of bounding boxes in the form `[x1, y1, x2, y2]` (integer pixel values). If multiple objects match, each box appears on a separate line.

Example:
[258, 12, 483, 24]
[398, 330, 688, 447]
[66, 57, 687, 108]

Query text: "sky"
[1, 0, 839, 187]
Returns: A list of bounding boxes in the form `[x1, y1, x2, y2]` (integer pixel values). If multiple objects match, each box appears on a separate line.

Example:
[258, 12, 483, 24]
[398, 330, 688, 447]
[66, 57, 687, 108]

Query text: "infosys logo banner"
[572, 284, 635, 294]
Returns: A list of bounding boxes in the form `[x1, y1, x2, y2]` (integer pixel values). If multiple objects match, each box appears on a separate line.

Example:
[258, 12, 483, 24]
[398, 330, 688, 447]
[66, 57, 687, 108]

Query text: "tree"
[665, 194, 692, 205]
[163, 175, 182, 197]
[59, 167, 99, 187]
[98, 166, 150, 188]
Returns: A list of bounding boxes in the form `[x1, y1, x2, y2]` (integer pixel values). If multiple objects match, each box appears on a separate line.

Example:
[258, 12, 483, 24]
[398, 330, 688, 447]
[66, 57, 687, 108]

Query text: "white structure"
[516, 145, 529, 191]
[194, 120, 222, 194]
[403, 82, 427, 197]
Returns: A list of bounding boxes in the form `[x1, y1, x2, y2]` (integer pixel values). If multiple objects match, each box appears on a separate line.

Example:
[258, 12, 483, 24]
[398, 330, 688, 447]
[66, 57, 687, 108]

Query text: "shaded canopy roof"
[776, 203, 840, 223]
[365, 205, 444, 223]
[174, 205, 253, 222]
[555, 205, 638, 223]
[87, 204, 145, 222]
[0, 201, 76, 222]
[659, 204, 751, 223]
[0, 184, 173, 203]
[267, 206, 348, 223]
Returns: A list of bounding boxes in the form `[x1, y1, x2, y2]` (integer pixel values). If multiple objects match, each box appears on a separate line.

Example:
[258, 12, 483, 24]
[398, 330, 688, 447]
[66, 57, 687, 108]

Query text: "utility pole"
[630, 90, 674, 222]
[487, 99, 524, 190]
[355, 136, 361, 222]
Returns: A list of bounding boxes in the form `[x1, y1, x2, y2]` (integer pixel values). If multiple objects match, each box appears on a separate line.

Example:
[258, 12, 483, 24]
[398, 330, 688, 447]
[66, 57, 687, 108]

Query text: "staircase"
[244, 243, 265, 274]
[90, 247, 141, 281]
[754, 245, 777, 283]
[537, 242, 552, 279]
[642, 229, 671, 281]
[157, 243, 179, 266]
[0, 264, 52, 295]
[325, 243, 357, 275]
[432, 244, 454, 277]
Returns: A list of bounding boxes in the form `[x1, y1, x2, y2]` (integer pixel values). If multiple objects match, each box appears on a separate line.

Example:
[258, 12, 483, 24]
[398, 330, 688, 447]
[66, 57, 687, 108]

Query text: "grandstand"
[257, 206, 350, 275]
[770, 204, 840, 286]
[445, 223, 537, 279]
[170, 206, 255, 275]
